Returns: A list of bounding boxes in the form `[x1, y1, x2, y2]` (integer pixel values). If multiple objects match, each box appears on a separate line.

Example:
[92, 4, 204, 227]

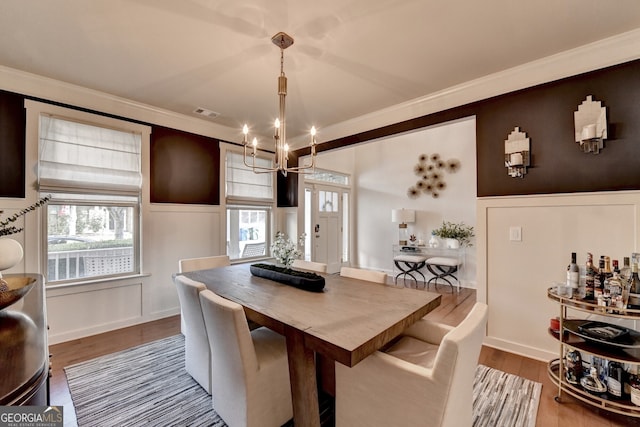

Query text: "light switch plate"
[509, 226, 522, 241]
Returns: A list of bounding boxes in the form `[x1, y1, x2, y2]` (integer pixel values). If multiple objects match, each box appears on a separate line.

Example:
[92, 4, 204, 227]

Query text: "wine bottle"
[607, 360, 626, 399]
[567, 252, 579, 290]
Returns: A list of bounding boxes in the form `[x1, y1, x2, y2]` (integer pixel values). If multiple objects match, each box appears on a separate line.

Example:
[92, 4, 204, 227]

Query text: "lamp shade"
[391, 209, 415, 224]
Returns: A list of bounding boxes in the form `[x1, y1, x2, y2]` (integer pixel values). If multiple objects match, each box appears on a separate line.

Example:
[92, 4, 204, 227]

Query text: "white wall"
[477, 192, 640, 361]
[314, 118, 477, 287]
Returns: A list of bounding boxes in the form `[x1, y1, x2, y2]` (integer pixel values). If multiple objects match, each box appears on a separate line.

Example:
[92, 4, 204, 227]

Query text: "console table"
[0, 273, 49, 406]
[392, 245, 464, 292]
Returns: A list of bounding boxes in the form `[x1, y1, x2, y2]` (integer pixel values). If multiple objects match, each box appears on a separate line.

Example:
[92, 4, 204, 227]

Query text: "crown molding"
[0, 65, 239, 141]
[2, 27, 639, 148]
[296, 28, 640, 148]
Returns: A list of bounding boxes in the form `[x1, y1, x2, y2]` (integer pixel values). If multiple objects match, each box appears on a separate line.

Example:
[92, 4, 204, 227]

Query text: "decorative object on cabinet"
[574, 95, 608, 154]
[504, 127, 531, 178]
[432, 221, 474, 248]
[0, 195, 50, 237]
[0, 276, 36, 311]
[0, 238, 24, 275]
[547, 287, 640, 417]
[391, 208, 415, 245]
[0, 195, 50, 287]
[407, 153, 460, 199]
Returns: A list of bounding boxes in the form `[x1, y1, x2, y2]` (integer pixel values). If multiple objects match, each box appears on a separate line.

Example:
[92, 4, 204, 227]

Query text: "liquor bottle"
[621, 257, 631, 281]
[585, 253, 595, 300]
[607, 360, 626, 400]
[604, 256, 613, 281]
[613, 259, 620, 275]
[594, 257, 606, 299]
[566, 252, 579, 290]
[630, 263, 640, 294]
[565, 349, 582, 385]
[630, 365, 640, 406]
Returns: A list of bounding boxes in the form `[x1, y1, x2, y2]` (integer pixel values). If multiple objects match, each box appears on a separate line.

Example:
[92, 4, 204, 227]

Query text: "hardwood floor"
[49, 283, 640, 427]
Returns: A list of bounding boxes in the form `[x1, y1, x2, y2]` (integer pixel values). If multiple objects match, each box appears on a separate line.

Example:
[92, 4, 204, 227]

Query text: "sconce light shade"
[391, 208, 416, 224]
[504, 127, 530, 178]
[574, 95, 607, 154]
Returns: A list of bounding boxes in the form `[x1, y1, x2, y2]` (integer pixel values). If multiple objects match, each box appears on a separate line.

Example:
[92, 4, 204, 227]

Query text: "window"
[30, 102, 149, 284]
[225, 151, 274, 261]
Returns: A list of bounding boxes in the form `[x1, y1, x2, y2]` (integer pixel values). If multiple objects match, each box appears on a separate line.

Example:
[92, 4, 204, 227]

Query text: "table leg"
[284, 325, 321, 427]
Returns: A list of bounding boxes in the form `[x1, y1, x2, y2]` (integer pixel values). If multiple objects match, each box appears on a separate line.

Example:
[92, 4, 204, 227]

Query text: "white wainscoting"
[47, 280, 143, 344]
[477, 191, 640, 361]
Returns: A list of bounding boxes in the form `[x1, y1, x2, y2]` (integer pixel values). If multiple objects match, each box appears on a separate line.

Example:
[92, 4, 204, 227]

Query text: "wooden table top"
[180, 263, 442, 367]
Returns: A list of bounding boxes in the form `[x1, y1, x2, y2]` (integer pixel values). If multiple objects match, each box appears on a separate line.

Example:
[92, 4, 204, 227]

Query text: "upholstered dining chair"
[340, 266, 387, 284]
[335, 302, 488, 427]
[178, 255, 231, 336]
[178, 255, 230, 273]
[291, 259, 328, 273]
[199, 289, 293, 427]
[174, 275, 212, 394]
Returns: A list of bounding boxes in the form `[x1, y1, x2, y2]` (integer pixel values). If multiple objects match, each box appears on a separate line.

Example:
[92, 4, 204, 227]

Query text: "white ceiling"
[2, 0, 640, 146]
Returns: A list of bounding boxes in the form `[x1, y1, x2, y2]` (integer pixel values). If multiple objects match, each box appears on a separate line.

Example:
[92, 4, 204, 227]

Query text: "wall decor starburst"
[407, 154, 460, 199]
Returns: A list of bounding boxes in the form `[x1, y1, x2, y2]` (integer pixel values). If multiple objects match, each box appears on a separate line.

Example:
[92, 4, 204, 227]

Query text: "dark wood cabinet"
[0, 274, 49, 406]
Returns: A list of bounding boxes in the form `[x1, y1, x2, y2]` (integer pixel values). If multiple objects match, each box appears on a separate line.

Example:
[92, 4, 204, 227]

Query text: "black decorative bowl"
[250, 263, 325, 292]
[0, 276, 36, 311]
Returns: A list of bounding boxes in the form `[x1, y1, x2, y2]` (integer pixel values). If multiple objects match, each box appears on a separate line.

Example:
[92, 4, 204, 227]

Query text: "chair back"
[434, 302, 488, 427]
[174, 275, 211, 392]
[340, 266, 387, 284]
[179, 255, 230, 273]
[199, 289, 258, 426]
[291, 259, 328, 273]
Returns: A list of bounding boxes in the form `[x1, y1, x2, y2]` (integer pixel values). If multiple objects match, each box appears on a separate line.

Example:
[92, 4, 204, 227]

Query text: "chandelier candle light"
[242, 32, 317, 176]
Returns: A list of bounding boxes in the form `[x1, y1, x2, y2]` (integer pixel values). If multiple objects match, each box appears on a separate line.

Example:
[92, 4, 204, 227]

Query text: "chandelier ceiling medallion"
[242, 32, 317, 176]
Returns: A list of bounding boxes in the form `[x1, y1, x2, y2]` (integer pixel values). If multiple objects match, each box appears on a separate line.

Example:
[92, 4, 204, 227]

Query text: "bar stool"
[425, 257, 461, 292]
[393, 254, 427, 286]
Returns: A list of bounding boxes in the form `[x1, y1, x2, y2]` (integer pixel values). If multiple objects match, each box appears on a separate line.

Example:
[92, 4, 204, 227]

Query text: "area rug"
[65, 335, 542, 427]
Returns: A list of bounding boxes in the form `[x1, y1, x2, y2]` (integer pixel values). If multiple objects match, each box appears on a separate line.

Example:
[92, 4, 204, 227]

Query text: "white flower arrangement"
[271, 231, 306, 267]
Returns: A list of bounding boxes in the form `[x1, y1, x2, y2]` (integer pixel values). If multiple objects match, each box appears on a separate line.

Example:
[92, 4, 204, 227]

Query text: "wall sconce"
[574, 95, 607, 154]
[391, 208, 415, 245]
[504, 127, 530, 178]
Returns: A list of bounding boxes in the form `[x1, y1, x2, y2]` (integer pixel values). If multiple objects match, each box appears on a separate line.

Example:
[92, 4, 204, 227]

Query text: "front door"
[312, 186, 343, 273]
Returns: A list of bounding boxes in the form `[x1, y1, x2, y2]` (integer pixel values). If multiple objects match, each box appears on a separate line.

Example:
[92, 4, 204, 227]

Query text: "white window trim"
[25, 99, 150, 283]
[220, 142, 276, 262]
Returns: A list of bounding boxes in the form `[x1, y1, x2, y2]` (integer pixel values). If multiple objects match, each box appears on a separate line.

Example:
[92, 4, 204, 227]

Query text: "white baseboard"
[483, 336, 556, 363]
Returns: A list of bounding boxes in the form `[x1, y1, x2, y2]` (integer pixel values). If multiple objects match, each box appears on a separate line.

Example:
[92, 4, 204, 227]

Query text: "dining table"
[179, 262, 442, 427]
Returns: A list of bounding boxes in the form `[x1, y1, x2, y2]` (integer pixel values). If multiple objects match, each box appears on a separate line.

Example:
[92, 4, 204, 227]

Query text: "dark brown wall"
[303, 59, 640, 199]
[476, 60, 640, 196]
[0, 90, 26, 198]
[150, 126, 220, 204]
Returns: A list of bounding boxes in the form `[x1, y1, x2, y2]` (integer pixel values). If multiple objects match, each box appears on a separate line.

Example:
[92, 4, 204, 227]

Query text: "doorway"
[303, 182, 350, 274]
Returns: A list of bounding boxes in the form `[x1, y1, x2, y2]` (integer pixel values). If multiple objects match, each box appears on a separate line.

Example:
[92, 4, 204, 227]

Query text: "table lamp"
[391, 208, 415, 245]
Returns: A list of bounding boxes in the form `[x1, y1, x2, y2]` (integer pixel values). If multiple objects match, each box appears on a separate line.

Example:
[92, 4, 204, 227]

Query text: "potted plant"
[432, 221, 474, 249]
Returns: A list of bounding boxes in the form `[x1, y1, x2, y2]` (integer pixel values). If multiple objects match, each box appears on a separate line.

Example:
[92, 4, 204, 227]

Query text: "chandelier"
[242, 32, 317, 176]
